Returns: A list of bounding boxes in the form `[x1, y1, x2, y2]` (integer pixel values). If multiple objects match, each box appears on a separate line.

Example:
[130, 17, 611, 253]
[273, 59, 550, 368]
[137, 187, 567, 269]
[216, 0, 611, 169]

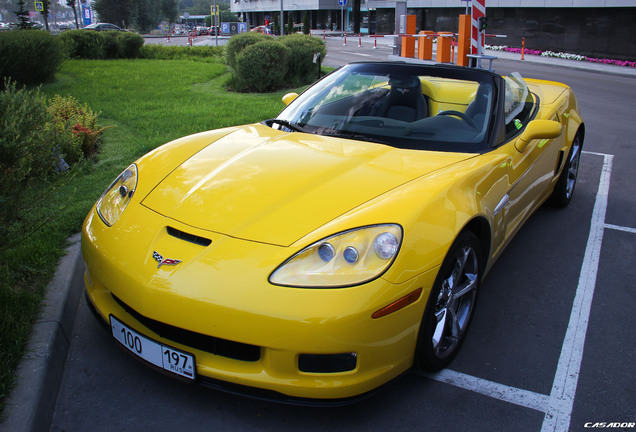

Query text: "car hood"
[141, 124, 474, 246]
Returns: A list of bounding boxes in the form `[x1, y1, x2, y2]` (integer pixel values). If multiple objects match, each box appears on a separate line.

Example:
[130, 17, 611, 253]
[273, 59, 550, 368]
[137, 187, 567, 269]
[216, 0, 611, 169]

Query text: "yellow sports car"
[82, 62, 583, 404]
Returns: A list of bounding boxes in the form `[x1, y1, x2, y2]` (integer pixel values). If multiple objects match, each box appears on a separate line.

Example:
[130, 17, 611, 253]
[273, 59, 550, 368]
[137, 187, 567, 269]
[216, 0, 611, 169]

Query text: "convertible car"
[82, 62, 583, 403]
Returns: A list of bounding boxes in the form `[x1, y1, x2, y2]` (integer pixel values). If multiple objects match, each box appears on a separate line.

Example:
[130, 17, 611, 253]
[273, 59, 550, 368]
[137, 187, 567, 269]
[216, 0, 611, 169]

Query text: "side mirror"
[515, 120, 563, 152]
[282, 92, 298, 106]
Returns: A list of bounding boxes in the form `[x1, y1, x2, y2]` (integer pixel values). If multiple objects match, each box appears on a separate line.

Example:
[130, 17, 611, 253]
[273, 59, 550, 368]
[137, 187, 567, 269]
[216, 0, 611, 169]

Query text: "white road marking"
[541, 152, 614, 431]
[422, 369, 549, 412]
[341, 51, 374, 57]
[605, 223, 636, 234]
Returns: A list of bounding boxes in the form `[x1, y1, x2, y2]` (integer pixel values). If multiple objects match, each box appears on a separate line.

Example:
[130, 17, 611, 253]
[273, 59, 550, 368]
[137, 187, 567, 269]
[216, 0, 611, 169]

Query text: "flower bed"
[486, 45, 636, 68]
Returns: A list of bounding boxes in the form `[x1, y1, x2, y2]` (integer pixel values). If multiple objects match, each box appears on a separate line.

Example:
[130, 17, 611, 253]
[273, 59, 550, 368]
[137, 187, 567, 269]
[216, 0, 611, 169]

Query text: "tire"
[414, 231, 482, 371]
[549, 132, 582, 207]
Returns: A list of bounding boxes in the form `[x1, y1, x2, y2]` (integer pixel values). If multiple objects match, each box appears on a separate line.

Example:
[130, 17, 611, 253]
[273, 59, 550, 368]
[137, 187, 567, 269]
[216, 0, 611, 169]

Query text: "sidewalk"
[317, 31, 636, 78]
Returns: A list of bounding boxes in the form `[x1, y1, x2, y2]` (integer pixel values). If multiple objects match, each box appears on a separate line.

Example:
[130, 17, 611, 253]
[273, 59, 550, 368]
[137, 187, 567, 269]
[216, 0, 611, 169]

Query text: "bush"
[0, 81, 109, 243]
[101, 31, 120, 59]
[0, 82, 64, 240]
[0, 30, 64, 87]
[117, 31, 144, 58]
[47, 94, 104, 164]
[225, 32, 273, 70]
[140, 44, 223, 60]
[58, 30, 144, 59]
[234, 40, 289, 92]
[58, 30, 105, 59]
[279, 33, 326, 86]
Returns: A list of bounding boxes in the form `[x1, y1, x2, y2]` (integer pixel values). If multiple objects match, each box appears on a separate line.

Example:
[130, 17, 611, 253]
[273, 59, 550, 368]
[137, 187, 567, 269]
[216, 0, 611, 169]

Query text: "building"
[231, 0, 636, 59]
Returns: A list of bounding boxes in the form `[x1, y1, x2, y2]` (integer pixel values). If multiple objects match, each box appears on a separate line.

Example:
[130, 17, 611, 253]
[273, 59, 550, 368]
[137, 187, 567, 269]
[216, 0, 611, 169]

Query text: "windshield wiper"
[264, 119, 308, 133]
[320, 129, 388, 145]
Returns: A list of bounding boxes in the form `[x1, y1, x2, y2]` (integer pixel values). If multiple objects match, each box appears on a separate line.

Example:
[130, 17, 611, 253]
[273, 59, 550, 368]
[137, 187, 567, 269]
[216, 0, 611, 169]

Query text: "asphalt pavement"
[1, 34, 635, 432]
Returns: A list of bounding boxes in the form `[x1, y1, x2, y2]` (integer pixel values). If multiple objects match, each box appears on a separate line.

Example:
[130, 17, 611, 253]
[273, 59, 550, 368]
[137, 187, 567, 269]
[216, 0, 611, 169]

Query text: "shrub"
[47, 94, 105, 163]
[0, 82, 64, 239]
[117, 31, 144, 58]
[225, 32, 273, 70]
[58, 30, 144, 59]
[0, 30, 64, 87]
[234, 40, 289, 92]
[140, 44, 223, 60]
[101, 31, 120, 59]
[279, 33, 326, 86]
[58, 29, 105, 59]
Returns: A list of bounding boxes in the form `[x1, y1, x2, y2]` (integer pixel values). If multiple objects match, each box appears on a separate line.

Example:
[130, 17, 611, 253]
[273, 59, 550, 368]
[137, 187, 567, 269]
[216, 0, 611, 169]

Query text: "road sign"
[34, 1, 43, 11]
[338, 0, 347, 6]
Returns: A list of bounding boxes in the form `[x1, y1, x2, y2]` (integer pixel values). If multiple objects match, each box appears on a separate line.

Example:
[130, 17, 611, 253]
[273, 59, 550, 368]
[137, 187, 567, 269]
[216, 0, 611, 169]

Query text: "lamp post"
[280, 0, 284, 36]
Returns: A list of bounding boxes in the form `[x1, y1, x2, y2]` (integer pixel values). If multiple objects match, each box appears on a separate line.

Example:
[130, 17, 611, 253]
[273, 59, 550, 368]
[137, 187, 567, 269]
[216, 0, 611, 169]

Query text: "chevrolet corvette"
[82, 62, 584, 403]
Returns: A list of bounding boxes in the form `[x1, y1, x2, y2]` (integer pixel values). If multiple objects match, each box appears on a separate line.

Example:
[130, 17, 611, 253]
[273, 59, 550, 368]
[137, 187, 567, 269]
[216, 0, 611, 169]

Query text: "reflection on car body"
[82, 62, 584, 404]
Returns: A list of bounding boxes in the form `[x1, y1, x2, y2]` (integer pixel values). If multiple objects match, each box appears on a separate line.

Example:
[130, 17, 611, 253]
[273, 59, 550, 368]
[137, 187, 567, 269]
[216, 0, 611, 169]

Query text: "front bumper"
[82, 205, 437, 400]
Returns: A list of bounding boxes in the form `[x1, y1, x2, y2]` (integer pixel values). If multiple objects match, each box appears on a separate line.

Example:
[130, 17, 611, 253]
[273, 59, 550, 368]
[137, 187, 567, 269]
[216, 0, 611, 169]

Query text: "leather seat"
[375, 76, 428, 122]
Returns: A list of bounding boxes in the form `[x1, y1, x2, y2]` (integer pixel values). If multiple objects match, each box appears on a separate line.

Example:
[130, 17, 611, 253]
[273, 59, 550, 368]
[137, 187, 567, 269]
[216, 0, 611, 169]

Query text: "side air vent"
[167, 226, 212, 247]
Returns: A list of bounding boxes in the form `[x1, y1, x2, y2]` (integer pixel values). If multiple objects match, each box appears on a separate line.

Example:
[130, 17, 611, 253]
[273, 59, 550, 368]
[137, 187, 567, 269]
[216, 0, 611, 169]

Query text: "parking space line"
[421, 369, 549, 412]
[604, 223, 636, 234]
[541, 152, 614, 432]
[342, 51, 374, 57]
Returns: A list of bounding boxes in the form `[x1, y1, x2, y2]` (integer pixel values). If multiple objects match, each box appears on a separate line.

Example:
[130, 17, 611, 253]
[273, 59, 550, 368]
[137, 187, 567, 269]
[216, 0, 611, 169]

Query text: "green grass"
[0, 58, 302, 414]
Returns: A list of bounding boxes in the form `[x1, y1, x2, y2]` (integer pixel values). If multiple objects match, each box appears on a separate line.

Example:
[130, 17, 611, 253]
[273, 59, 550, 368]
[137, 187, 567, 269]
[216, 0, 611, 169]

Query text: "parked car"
[82, 62, 583, 404]
[195, 26, 209, 36]
[84, 23, 125, 31]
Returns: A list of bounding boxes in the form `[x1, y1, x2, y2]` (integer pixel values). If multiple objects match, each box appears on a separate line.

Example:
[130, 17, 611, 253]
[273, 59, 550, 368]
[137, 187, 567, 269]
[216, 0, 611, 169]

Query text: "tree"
[94, 0, 132, 28]
[14, 0, 33, 29]
[66, 0, 79, 29]
[302, 11, 309, 34]
[39, 0, 50, 31]
[286, 12, 293, 35]
[161, 0, 178, 24]
[94, 0, 178, 31]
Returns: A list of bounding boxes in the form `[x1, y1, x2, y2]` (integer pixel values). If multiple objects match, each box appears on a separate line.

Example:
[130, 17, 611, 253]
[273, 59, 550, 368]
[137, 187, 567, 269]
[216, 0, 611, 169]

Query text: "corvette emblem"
[152, 251, 182, 268]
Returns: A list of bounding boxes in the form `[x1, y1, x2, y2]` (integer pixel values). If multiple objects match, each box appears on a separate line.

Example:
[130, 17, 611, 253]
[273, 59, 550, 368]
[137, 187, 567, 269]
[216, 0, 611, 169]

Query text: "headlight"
[96, 164, 137, 226]
[269, 224, 402, 288]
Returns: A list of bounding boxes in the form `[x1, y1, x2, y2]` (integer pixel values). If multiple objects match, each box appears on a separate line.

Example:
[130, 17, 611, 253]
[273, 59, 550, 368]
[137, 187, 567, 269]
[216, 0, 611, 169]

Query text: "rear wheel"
[415, 231, 482, 371]
[549, 132, 582, 207]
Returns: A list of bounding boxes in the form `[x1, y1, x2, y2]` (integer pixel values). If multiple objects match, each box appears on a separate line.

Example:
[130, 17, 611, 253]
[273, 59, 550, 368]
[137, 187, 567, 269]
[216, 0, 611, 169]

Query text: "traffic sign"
[34, 1, 43, 11]
[338, 0, 347, 6]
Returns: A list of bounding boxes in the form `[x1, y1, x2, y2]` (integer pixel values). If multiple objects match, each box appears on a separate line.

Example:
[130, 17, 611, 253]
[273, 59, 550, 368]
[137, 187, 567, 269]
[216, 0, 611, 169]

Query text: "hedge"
[0, 30, 64, 87]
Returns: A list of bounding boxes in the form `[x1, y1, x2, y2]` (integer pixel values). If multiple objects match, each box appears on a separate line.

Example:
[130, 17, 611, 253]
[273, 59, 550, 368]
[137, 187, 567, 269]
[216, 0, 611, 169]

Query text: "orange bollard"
[521, 37, 526, 60]
[323, 30, 326, 41]
[358, 34, 362, 47]
[417, 30, 434, 60]
[456, 14, 471, 67]
[401, 35, 416, 58]
[436, 32, 453, 63]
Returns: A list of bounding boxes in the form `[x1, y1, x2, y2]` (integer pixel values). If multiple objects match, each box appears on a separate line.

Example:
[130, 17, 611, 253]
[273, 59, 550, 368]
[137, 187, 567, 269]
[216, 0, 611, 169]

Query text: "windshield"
[275, 63, 497, 153]
[503, 72, 536, 140]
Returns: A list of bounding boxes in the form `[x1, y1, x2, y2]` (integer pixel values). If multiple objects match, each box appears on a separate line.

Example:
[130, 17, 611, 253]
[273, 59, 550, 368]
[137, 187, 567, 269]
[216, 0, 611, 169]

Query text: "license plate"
[110, 315, 196, 380]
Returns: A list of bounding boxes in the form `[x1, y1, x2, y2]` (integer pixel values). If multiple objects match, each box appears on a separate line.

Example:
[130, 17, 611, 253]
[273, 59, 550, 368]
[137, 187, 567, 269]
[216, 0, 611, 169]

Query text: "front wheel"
[549, 132, 582, 207]
[414, 231, 482, 371]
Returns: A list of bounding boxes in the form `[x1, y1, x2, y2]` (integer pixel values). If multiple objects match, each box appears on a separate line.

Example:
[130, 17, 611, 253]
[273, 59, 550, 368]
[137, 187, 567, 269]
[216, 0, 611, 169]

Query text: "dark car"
[84, 23, 125, 31]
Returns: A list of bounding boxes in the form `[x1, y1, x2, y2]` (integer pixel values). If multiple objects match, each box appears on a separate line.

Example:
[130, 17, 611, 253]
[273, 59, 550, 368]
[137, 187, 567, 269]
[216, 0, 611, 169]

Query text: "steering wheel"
[437, 110, 478, 130]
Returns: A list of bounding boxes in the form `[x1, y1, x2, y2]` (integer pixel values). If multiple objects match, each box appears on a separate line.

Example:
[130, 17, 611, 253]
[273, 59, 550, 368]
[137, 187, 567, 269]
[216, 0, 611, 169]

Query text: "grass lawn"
[0, 58, 305, 413]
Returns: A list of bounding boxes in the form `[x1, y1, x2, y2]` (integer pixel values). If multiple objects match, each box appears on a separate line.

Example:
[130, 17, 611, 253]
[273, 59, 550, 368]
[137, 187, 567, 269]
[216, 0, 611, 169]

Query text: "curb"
[0, 233, 84, 432]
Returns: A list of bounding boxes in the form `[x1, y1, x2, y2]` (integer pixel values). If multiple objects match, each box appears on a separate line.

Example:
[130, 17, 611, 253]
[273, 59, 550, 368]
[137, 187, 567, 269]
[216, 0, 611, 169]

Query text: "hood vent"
[167, 226, 212, 247]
